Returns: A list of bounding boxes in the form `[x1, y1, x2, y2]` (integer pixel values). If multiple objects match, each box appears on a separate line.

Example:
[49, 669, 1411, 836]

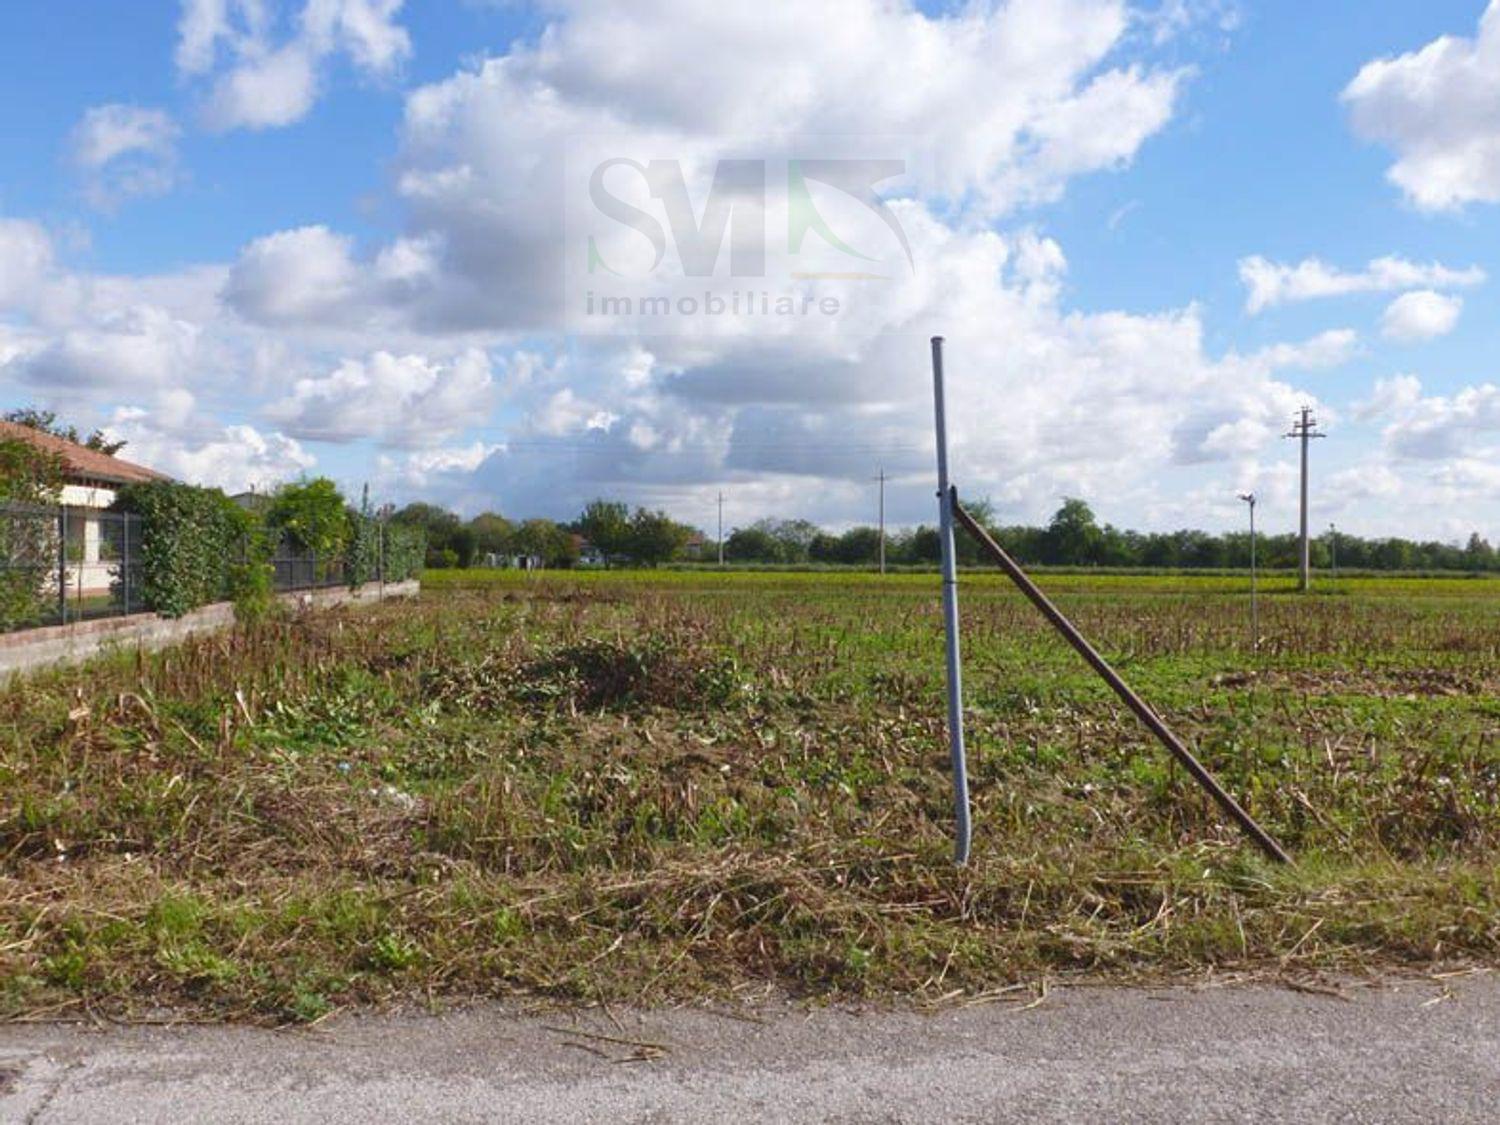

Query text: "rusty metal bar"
[950, 491, 1292, 865]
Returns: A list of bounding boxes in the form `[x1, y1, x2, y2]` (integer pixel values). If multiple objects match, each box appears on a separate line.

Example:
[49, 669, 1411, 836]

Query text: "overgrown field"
[4, 570, 1500, 1022]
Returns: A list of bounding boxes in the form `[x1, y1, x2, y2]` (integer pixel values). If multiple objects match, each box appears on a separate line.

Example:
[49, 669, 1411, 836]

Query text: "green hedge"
[382, 523, 426, 583]
[115, 482, 258, 618]
[0, 439, 63, 630]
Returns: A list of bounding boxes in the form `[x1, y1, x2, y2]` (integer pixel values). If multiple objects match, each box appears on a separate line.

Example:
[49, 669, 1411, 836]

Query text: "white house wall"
[60, 484, 117, 510]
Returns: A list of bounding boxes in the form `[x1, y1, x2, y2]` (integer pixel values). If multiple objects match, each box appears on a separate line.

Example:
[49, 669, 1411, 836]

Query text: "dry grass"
[3, 574, 1500, 1023]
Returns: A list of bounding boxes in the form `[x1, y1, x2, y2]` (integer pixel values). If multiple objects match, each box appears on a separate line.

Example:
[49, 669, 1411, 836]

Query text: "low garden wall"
[0, 580, 420, 679]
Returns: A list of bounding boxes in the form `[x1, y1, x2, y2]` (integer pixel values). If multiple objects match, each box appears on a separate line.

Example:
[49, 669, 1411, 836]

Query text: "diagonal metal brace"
[949, 488, 1293, 866]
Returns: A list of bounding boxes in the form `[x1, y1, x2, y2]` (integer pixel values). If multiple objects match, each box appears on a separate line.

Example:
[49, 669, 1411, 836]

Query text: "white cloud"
[177, 0, 411, 131]
[376, 441, 500, 495]
[1381, 381, 1500, 461]
[1343, 2, 1500, 211]
[1354, 374, 1423, 421]
[70, 105, 178, 169]
[1239, 254, 1484, 313]
[265, 348, 495, 446]
[206, 45, 320, 131]
[8, 305, 201, 391]
[304, 0, 1185, 336]
[1380, 290, 1463, 342]
[1246, 328, 1359, 371]
[0, 219, 55, 305]
[69, 105, 181, 210]
[223, 225, 361, 324]
[104, 405, 315, 493]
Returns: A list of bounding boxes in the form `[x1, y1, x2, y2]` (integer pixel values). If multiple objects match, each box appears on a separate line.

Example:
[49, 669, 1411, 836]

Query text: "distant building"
[0, 421, 169, 594]
[231, 490, 273, 515]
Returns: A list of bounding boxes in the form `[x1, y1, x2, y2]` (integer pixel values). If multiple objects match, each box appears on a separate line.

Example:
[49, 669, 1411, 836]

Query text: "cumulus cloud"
[224, 225, 362, 324]
[1343, 2, 1500, 211]
[1381, 381, 1500, 461]
[1354, 374, 1423, 421]
[7, 305, 201, 391]
[176, 0, 411, 131]
[265, 348, 495, 446]
[1245, 328, 1359, 371]
[0, 219, 55, 305]
[1239, 254, 1484, 313]
[103, 402, 315, 493]
[235, 0, 1183, 336]
[1381, 290, 1463, 342]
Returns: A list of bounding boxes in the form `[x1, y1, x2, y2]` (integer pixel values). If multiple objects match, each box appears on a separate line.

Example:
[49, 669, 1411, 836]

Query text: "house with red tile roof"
[0, 421, 170, 594]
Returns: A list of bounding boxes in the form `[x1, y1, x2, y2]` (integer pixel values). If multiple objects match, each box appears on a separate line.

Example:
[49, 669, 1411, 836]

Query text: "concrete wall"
[0, 580, 420, 680]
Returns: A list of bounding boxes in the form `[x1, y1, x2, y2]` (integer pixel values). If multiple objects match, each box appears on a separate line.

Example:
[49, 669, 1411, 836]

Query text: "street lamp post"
[1238, 492, 1258, 651]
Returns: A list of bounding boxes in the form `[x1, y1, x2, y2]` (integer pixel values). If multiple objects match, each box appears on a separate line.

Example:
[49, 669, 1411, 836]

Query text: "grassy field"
[4, 569, 1500, 1022]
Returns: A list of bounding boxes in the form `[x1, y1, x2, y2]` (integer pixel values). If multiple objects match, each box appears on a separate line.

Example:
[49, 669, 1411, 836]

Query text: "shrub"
[382, 524, 426, 583]
[0, 439, 63, 630]
[115, 482, 256, 618]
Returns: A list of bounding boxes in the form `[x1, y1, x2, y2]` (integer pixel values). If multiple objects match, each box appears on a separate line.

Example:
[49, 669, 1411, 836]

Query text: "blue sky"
[3, 1, 1500, 541]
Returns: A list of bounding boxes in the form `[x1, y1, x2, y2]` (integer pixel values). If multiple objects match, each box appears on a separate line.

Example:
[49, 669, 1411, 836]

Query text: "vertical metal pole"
[877, 468, 887, 575]
[1329, 522, 1337, 586]
[57, 508, 67, 625]
[717, 492, 724, 566]
[931, 336, 971, 865]
[122, 514, 131, 615]
[1248, 499, 1257, 651]
[1298, 410, 1310, 592]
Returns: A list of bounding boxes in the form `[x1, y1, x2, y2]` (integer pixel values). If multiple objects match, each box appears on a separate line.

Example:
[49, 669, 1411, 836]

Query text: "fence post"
[122, 514, 131, 615]
[930, 336, 972, 866]
[57, 507, 67, 625]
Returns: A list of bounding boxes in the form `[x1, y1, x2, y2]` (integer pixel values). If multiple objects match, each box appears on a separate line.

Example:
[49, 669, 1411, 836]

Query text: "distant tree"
[745, 518, 820, 563]
[627, 507, 691, 566]
[578, 499, 632, 562]
[829, 526, 881, 565]
[1042, 498, 1103, 565]
[392, 503, 467, 568]
[469, 512, 514, 561]
[724, 526, 783, 563]
[514, 518, 578, 567]
[3, 407, 127, 455]
[1465, 532, 1495, 569]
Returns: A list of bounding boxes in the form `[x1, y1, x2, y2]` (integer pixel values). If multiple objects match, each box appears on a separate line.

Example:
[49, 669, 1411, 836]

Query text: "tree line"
[391, 499, 696, 568]
[398, 494, 1500, 573]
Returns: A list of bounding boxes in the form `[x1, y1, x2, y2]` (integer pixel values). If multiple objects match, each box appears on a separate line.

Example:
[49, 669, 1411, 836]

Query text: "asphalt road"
[3, 976, 1498, 1123]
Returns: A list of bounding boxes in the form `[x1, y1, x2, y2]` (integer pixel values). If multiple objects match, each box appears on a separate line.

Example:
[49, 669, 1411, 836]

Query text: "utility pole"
[1238, 492, 1258, 650]
[1284, 406, 1325, 592]
[875, 467, 887, 575]
[716, 491, 724, 566]
[1329, 522, 1338, 586]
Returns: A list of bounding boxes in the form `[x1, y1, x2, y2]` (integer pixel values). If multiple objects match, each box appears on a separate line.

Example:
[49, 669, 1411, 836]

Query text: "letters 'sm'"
[589, 158, 766, 278]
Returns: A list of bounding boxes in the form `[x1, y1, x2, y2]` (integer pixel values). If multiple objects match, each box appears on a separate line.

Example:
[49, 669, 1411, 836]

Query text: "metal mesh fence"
[2, 503, 406, 635]
[0, 502, 145, 630]
[270, 542, 346, 594]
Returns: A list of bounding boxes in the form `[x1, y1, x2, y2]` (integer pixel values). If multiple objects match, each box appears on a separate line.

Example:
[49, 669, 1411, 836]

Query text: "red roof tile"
[0, 421, 170, 486]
